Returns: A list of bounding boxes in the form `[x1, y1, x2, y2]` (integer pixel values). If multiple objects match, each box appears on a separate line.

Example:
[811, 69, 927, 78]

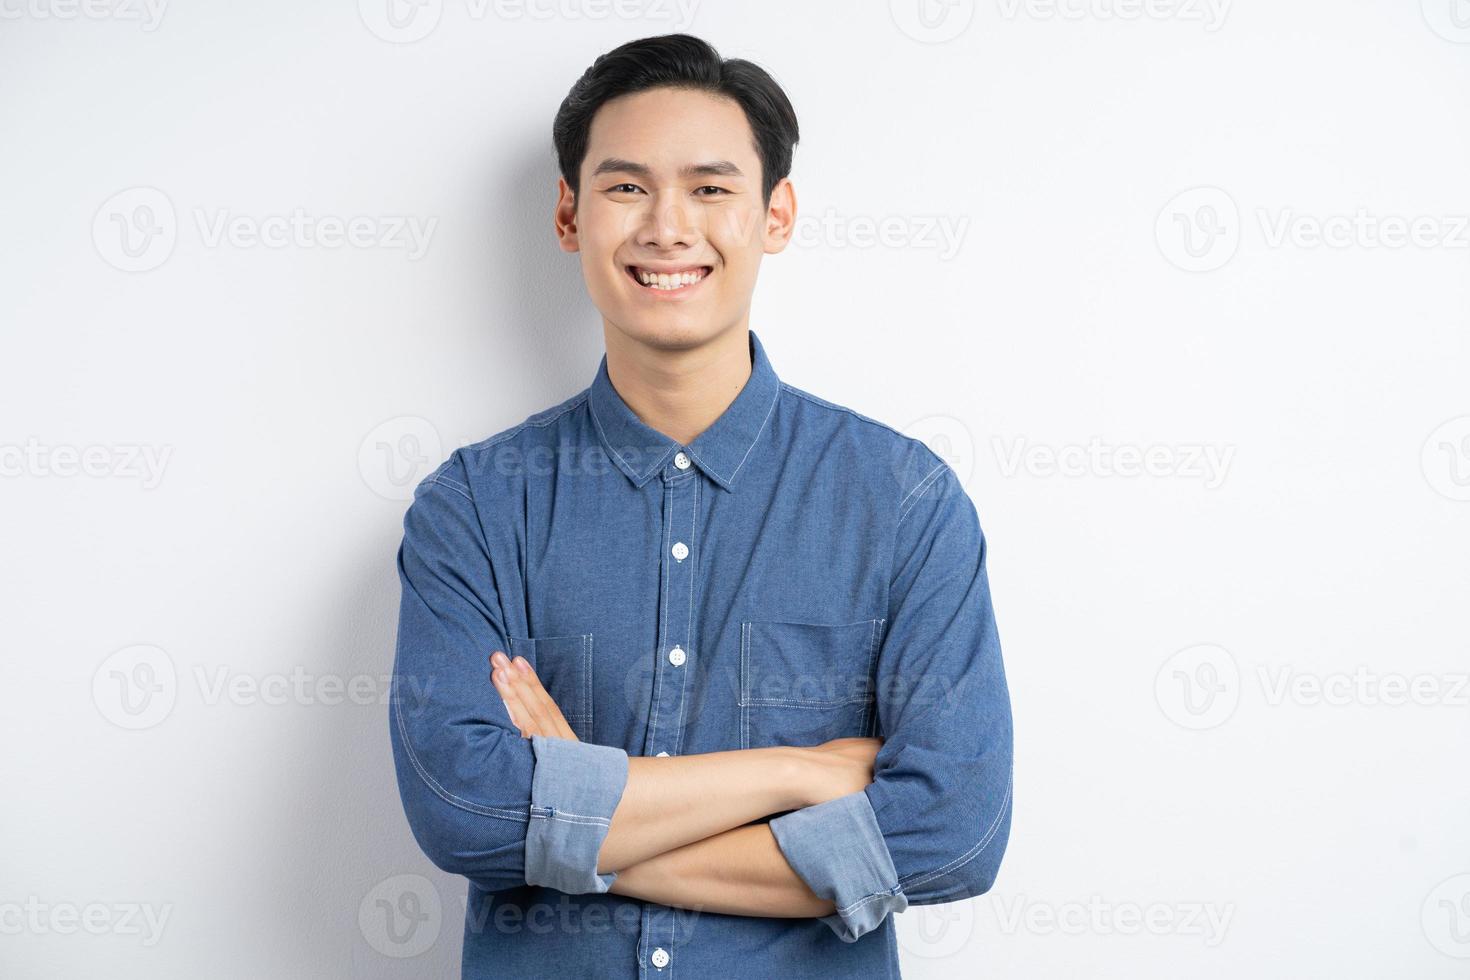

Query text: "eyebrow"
[589, 158, 746, 181]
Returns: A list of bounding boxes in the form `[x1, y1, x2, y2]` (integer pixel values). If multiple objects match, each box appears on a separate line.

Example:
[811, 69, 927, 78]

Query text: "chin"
[609, 317, 729, 352]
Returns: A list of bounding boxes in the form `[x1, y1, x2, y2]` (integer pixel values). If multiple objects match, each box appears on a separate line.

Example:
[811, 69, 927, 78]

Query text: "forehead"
[583, 87, 758, 177]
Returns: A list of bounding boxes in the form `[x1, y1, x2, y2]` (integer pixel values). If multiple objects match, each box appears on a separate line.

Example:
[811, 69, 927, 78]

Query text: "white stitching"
[898, 770, 1013, 889]
[898, 463, 948, 524]
[422, 474, 473, 504]
[390, 694, 529, 823]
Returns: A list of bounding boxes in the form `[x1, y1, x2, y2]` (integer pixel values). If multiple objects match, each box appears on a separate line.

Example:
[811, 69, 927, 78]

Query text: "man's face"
[556, 86, 793, 351]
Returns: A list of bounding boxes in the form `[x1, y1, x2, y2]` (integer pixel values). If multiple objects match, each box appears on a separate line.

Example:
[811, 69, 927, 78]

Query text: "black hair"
[552, 34, 799, 210]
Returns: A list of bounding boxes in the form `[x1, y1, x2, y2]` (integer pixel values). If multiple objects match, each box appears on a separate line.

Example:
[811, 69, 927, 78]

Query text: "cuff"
[769, 790, 909, 941]
[523, 735, 629, 894]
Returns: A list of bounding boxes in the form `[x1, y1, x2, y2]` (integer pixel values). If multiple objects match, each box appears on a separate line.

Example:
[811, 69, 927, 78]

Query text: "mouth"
[624, 264, 713, 296]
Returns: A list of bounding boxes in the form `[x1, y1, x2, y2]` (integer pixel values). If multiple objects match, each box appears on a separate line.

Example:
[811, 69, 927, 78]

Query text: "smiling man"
[388, 33, 1013, 979]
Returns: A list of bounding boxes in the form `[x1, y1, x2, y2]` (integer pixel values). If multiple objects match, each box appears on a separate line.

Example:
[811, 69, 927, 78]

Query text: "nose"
[634, 190, 701, 250]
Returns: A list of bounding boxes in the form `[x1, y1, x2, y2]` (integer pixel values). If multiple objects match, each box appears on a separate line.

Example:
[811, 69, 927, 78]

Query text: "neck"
[601, 324, 753, 447]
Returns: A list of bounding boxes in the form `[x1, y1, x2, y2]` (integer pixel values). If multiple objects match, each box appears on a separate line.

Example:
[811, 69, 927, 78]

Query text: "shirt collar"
[588, 328, 781, 493]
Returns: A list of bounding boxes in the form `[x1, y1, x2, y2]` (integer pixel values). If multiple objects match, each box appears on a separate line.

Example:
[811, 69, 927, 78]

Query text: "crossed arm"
[489, 649, 880, 917]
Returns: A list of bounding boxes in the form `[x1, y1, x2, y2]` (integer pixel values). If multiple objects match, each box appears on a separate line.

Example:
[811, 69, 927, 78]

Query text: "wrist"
[766, 746, 815, 810]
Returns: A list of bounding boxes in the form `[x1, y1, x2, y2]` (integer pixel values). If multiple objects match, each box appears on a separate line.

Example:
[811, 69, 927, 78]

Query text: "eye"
[695, 186, 729, 197]
[607, 183, 643, 194]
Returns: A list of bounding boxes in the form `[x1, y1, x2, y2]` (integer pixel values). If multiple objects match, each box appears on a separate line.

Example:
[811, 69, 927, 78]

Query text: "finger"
[502, 664, 558, 737]
[514, 657, 578, 741]
[491, 665, 534, 736]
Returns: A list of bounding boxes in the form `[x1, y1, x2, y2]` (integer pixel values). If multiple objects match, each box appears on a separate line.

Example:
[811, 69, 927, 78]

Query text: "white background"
[3, 1, 1468, 977]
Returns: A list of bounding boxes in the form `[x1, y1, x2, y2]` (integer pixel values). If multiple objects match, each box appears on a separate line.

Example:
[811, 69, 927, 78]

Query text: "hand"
[793, 736, 883, 807]
[489, 650, 578, 741]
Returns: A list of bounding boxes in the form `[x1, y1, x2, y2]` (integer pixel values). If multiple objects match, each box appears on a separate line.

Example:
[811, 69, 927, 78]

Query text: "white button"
[673, 451, 691, 470]
[651, 947, 670, 969]
[667, 646, 686, 667]
[655, 751, 670, 757]
[671, 541, 688, 561]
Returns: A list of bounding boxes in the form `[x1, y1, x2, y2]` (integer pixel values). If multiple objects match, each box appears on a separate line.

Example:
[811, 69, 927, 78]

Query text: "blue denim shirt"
[388, 329, 1013, 978]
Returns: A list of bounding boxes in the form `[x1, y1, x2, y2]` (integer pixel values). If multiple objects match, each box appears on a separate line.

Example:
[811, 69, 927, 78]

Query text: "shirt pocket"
[505, 633, 594, 742]
[739, 618, 884, 750]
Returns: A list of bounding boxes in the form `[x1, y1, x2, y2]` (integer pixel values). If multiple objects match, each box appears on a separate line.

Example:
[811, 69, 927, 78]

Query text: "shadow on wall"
[283, 144, 603, 977]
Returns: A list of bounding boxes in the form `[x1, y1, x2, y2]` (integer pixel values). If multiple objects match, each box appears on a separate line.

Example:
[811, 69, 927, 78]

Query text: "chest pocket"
[739, 618, 884, 750]
[505, 633, 593, 742]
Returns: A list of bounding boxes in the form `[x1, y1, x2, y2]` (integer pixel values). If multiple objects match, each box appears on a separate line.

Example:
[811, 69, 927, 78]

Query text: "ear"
[762, 176, 797, 255]
[554, 177, 580, 254]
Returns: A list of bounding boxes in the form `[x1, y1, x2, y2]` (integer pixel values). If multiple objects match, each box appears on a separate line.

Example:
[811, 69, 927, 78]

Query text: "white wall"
[3, 1, 1468, 976]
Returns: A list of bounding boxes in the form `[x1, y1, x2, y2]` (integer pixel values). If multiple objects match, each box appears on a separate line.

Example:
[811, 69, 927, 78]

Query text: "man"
[389, 33, 1013, 978]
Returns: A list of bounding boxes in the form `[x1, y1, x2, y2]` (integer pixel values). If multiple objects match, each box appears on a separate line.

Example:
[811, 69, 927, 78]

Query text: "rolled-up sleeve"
[769, 457, 1014, 941]
[388, 450, 629, 894]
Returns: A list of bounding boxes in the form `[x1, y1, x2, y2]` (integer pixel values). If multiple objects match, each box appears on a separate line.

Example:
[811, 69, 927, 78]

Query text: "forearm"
[608, 821, 834, 918]
[597, 747, 807, 873]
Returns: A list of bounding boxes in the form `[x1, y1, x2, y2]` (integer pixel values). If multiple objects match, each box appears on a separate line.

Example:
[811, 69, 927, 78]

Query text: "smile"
[625, 265, 712, 293]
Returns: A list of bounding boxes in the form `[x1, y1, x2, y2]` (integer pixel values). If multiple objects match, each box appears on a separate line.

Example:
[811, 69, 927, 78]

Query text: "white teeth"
[634, 267, 707, 290]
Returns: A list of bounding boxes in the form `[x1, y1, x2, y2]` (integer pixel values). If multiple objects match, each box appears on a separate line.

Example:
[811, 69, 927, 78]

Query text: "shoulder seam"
[462, 390, 590, 462]
[897, 463, 951, 525]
